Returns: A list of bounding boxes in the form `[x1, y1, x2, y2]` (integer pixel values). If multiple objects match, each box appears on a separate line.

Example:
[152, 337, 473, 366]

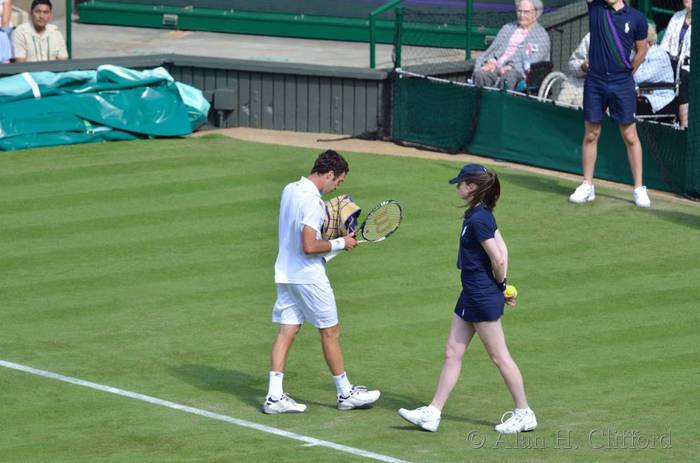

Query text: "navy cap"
[448, 163, 487, 184]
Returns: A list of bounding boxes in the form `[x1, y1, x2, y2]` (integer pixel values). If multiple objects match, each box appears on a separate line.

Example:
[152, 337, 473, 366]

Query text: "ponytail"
[463, 170, 501, 215]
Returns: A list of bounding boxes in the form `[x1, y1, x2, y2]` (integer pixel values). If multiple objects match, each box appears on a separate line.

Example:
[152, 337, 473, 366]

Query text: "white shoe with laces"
[495, 408, 538, 433]
[569, 182, 595, 203]
[262, 393, 307, 414]
[398, 406, 441, 432]
[337, 385, 381, 410]
[633, 186, 651, 208]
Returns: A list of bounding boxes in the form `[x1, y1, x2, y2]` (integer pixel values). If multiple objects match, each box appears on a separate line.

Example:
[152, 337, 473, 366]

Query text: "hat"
[448, 163, 487, 184]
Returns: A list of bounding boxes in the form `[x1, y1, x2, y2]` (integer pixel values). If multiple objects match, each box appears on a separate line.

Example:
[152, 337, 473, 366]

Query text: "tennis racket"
[356, 200, 403, 243]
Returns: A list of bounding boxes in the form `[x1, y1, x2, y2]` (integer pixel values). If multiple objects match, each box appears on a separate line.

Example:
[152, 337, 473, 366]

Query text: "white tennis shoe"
[633, 186, 651, 208]
[337, 385, 381, 410]
[262, 393, 307, 414]
[569, 182, 595, 203]
[495, 408, 538, 433]
[398, 406, 441, 432]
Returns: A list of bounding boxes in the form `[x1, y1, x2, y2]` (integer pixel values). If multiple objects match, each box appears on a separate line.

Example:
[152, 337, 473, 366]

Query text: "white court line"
[0, 360, 410, 463]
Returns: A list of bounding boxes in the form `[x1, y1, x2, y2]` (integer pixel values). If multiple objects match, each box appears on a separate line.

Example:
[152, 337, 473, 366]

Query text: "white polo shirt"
[274, 176, 328, 285]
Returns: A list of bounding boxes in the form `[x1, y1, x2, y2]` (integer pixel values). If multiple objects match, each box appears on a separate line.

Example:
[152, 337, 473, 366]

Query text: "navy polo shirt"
[587, 0, 647, 76]
[457, 204, 496, 273]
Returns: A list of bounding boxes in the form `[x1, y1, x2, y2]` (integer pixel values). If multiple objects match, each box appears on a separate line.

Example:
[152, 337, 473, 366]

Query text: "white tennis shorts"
[272, 282, 339, 329]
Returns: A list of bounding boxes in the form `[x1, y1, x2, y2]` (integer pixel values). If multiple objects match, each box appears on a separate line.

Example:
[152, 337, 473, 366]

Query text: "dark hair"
[31, 0, 52, 11]
[310, 150, 349, 178]
[462, 170, 500, 214]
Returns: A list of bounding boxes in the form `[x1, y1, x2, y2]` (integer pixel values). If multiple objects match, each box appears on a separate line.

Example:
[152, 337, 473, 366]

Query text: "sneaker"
[495, 408, 538, 433]
[569, 182, 595, 203]
[633, 186, 651, 208]
[262, 393, 307, 415]
[398, 406, 441, 432]
[337, 385, 381, 410]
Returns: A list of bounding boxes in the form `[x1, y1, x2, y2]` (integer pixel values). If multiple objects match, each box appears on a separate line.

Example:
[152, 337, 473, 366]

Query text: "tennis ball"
[505, 285, 518, 298]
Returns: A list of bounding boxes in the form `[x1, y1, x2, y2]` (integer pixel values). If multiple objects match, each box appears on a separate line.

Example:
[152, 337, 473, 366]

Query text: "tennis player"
[569, 0, 651, 208]
[398, 164, 536, 433]
[262, 150, 381, 414]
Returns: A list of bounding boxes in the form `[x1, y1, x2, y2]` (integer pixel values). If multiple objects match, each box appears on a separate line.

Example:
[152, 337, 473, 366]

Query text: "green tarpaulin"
[0, 65, 210, 151]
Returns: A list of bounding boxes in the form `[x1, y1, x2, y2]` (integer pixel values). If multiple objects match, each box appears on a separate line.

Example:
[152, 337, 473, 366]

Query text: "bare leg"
[679, 103, 688, 129]
[270, 324, 301, 372]
[319, 324, 345, 376]
[582, 121, 602, 185]
[430, 314, 476, 410]
[618, 122, 643, 188]
[474, 319, 528, 409]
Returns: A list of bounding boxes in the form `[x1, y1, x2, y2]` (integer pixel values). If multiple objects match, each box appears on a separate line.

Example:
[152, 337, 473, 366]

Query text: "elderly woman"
[473, 0, 551, 90]
[660, 0, 691, 127]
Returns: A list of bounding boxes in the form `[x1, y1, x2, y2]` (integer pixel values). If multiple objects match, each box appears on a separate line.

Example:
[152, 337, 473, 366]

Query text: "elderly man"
[13, 0, 67, 63]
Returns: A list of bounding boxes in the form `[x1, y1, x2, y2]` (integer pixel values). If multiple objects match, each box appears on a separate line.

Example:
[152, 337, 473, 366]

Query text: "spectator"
[660, 0, 691, 128]
[0, 28, 10, 63]
[1, 0, 11, 29]
[13, 0, 67, 63]
[473, 0, 550, 90]
[556, 33, 590, 107]
[635, 24, 676, 117]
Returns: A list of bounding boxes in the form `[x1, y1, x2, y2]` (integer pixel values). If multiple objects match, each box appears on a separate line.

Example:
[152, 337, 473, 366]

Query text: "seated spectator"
[13, 0, 67, 63]
[472, 0, 550, 90]
[660, 0, 691, 128]
[555, 33, 589, 107]
[635, 24, 676, 117]
[0, 28, 10, 63]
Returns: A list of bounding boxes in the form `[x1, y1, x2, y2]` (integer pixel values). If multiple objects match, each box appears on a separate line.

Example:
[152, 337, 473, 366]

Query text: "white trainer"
[398, 406, 441, 432]
[633, 186, 651, 208]
[337, 385, 381, 410]
[262, 393, 307, 415]
[495, 408, 538, 433]
[569, 182, 595, 203]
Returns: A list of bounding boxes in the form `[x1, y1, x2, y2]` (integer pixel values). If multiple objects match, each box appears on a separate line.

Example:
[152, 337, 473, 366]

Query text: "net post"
[66, 0, 73, 58]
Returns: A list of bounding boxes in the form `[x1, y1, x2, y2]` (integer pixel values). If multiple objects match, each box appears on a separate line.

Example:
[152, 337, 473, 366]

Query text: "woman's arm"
[481, 229, 508, 284]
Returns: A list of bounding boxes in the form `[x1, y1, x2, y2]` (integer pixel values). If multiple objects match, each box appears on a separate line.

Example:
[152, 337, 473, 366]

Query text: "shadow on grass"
[169, 364, 493, 426]
[170, 364, 265, 409]
[376, 390, 493, 428]
[648, 207, 700, 230]
[502, 172, 574, 196]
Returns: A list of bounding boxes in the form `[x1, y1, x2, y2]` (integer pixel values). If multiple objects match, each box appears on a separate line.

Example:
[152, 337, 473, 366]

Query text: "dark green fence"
[392, 75, 696, 198]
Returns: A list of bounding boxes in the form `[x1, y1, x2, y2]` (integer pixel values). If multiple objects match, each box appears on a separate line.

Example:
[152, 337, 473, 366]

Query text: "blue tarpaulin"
[0, 65, 210, 151]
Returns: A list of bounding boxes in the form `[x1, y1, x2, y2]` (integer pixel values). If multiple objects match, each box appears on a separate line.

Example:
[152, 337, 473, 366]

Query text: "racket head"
[359, 200, 403, 243]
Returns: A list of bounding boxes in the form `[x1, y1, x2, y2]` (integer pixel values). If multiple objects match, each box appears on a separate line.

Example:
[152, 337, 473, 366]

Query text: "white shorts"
[272, 282, 338, 329]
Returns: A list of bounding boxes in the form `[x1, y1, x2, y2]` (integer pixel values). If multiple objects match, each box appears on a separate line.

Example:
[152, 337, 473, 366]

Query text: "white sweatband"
[330, 237, 345, 252]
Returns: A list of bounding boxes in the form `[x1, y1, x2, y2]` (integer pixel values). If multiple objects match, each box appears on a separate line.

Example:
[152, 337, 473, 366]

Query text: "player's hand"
[581, 61, 589, 72]
[343, 232, 358, 250]
[505, 295, 517, 307]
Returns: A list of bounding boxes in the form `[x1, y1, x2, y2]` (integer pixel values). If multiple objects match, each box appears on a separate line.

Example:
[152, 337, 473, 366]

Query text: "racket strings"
[363, 203, 402, 241]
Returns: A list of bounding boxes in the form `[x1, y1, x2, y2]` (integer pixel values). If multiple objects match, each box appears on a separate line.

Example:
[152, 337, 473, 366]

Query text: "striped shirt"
[12, 22, 68, 62]
[587, 0, 647, 76]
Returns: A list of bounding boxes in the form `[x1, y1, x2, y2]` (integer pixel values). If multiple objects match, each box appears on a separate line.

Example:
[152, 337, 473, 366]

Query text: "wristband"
[330, 237, 345, 252]
[497, 278, 507, 292]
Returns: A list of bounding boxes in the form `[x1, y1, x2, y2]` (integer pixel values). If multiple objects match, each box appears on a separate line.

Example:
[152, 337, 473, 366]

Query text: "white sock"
[333, 372, 352, 397]
[515, 407, 531, 415]
[427, 405, 441, 416]
[268, 371, 284, 400]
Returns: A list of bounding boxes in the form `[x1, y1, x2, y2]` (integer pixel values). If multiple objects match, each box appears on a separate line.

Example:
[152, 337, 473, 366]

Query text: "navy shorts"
[455, 271, 505, 322]
[583, 73, 637, 124]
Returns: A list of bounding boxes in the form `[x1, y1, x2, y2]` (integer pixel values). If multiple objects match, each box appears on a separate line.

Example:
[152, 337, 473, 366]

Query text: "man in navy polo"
[569, 0, 651, 208]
